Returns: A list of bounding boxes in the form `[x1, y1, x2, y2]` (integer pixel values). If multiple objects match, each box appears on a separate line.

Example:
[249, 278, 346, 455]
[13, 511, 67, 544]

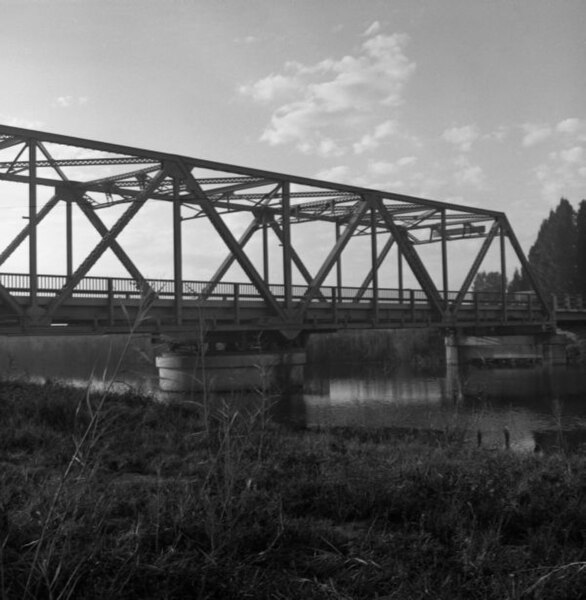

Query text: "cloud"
[54, 96, 89, 108]
[484, 125, 508, 142]
[454, 156, 485, 189]
[368, 160, 398, 176]
[364, 21, 381, 36]
[397, 156, 417, 167]
[555, 118, 584, 135]
[0, 115, 43, 130]
[238, 74, 298, 103]
[353, 119, 398, 154]
[533, 145, 586, 201]
[240, 29, 415, 156]
[315, 165, 350, 181]
[442, 125, 479, 152]
[521, 123, 552, 147]
[559, 146, 584, 164]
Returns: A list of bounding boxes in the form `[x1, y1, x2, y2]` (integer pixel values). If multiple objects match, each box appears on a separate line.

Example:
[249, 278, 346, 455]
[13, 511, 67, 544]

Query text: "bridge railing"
[552, 293, 584, 311]
[0, 272, 561, 316]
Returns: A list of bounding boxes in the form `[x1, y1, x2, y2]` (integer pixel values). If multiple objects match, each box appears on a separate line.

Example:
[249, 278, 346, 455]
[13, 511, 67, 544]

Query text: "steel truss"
[0, 124, 552, 336]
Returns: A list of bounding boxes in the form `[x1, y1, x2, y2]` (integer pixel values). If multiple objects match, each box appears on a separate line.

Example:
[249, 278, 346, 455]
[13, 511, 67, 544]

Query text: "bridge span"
[0, 124, 581, 388]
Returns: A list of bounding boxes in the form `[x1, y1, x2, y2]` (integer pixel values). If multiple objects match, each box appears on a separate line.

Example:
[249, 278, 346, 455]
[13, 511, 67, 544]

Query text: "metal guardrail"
[0, 271, 558, 311]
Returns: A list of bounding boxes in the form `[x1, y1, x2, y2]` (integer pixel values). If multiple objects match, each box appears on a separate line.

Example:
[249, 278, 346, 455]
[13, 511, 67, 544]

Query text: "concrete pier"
[446, 333, 568, 368]
[156, 350, 306, 393]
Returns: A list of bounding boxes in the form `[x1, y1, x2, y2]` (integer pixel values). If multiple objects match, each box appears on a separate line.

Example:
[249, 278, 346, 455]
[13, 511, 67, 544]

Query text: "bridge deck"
[0, 272, 566, 336]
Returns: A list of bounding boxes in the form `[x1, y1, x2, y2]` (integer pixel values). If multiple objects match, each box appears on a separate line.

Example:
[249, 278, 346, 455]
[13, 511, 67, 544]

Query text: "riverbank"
[1, 381, 586, 599]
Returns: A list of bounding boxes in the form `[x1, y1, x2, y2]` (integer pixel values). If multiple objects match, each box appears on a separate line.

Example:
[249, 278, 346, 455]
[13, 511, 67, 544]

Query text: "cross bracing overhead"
[0, 124, 552, 334]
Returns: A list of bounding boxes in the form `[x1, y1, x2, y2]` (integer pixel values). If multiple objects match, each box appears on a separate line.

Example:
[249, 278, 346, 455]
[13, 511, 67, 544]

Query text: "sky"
[0, 0, 585, 287]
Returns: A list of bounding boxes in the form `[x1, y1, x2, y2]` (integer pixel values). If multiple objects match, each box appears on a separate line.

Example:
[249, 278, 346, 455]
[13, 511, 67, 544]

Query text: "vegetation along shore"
[1, 380, 586, 599]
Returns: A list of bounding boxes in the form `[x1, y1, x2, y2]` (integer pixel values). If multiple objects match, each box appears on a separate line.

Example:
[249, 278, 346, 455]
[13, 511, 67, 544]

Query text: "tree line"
[474, 198, 586, 297]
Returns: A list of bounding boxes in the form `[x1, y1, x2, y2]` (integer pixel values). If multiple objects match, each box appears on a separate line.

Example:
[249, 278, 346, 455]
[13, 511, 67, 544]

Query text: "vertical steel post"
[335, 220, 342, 301]
[370, 203, 379, 322]
[107, 278, 114, 326]
[28, 140, 37, 305]
[66, 198, 73, 277]
[398, 249, 404, 302]
[282, 181, 292, 309]
[500, 222, 507, 322]
[173, 177, 183, 325]
[441, 209, 448, 306]
[263, 212, 269, 283]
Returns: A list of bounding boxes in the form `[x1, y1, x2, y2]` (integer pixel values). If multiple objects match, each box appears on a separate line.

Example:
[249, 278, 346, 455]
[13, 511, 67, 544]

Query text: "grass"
[1, 380, 586, 598]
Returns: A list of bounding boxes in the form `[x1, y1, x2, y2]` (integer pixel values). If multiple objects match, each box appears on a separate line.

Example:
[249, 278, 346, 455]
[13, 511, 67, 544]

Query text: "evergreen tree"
[526, 198, 578, 295]
[507, 268, 526, 293]
[576, 200, 586, 297]
[473, 271, 503, 293]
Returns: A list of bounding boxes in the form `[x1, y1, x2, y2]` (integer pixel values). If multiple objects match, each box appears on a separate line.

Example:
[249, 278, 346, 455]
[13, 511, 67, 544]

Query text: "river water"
[274, 363, 586, 453]
[3, 332, 585, 453]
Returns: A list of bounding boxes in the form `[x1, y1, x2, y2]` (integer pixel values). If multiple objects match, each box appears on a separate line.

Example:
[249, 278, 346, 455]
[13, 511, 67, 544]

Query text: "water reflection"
[292, 364, 586, 453]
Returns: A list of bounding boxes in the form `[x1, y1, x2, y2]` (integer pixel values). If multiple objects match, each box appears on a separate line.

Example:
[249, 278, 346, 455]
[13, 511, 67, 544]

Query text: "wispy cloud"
[315, 165, 350, 181]
[521, 122, 552, 147]
[53, 96, 89, 108]
[442, 125, 479, 152]
[353, 119, 398, 154]
[364, 21, 381, 36]
[523, 117, 586, 200]
[556, 117, 584, 135]
[453, 156, 486, 189]
[240, 28, 415, 157]
[0, 114, 43, 129]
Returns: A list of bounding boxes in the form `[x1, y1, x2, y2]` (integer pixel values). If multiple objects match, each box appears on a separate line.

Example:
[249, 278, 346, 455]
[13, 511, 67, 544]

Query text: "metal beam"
[441, 209, 448, 304]
[176, 160, 286, 320]
[500, 216, 552, 318]
[267, 217, 326, 299]
[0, 194, 60, 268]
[201, 190, 280, 297]
[355, 235, 394, 300]
[500, 223, 507, 321]
[372, 196, 444, 318]
[282, 181, 292, 309]
[173, 176, 183, 324]
[0, 124, 505, 218]
[451, 221, 500, 314]
[69, 193, 153, 294]
[45, 169, 167, 319]
[296, 199, 370, 313]
[0, 136, 24, 151]
[200, 217, 260, 298]
[28, 140, 37, 305]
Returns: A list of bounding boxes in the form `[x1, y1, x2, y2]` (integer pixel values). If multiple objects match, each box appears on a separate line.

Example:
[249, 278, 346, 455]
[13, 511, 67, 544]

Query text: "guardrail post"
[474, 292, 480, 324]
[107, 278, 114, 326]
[234, 283, 240, 325]
[528, 293, 533, 321]
[410, 289, 415, 322]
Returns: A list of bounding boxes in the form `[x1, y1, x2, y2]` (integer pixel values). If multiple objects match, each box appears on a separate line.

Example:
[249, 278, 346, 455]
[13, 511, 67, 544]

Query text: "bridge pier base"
[156, 348, 306, 393]
[446, 333, 568, 368]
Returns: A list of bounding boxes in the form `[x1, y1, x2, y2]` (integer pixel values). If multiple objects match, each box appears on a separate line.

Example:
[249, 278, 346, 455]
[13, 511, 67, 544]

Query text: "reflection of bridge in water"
[0, 124, 584, 388]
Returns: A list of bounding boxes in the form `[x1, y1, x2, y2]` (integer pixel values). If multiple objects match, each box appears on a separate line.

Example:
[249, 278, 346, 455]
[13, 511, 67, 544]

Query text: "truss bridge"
[0, 124, 562, 345]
